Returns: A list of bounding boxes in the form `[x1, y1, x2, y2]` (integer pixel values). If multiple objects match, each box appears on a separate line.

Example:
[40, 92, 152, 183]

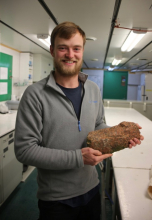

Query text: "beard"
[53, 58, 83, 77]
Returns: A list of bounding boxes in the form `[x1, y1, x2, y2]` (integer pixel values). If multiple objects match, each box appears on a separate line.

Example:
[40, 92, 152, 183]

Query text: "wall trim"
[0, 43, 21, 53]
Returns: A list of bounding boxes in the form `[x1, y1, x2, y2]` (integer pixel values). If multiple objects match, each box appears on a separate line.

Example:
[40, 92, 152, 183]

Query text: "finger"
[93, 150, 102, 156]
[100, 154, 113, 160]
[133, 138, 141, 144]
[140, 135, 144, 140]
[136, 123, 142, 129]
[129, 140, 136, 146]
[129, 144, 132, 148]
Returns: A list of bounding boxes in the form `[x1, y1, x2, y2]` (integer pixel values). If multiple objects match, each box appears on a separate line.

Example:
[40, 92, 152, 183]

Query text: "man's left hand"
[129, 123, 144, 148]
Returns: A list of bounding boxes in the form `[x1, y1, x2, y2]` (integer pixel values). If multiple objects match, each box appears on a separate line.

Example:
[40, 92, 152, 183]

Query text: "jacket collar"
[46, 71, 88, 89]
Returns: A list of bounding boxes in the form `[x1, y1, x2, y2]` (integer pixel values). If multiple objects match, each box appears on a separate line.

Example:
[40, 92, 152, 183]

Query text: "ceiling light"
[108, 67, 114, 71]
[37, 34, 50, 48]
[86, 37, 97, 41]
[121, 29, 147, 52]
[137, 58, 147, 61]
[91, 59, 98, 61]
[112, 58, 121, 66]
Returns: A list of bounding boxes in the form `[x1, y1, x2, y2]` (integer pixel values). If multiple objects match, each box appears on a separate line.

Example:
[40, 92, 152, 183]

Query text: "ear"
[50, 45, 54, 57]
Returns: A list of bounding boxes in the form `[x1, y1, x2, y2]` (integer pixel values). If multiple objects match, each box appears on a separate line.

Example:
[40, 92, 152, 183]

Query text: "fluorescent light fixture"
[37, 34, 50, 48]
[112, 58, 121, 66]
[91, 59, 98, 61]
[121, 29, 146, 52]
[86, 37, 97, 41]
[108, 67, 114, 71]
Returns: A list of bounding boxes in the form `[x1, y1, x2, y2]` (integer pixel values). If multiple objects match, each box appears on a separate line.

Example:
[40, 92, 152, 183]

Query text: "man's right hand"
[81, 147, 112, 166]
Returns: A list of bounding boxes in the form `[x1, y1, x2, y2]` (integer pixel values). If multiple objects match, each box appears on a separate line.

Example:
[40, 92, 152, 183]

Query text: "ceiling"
[0, 0, 152, 72]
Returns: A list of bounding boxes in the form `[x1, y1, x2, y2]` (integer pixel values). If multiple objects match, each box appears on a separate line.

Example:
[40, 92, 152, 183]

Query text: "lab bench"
[104, 107, 152, 220]
[0, 111, 22, 206]
[103, 99, 152, 121]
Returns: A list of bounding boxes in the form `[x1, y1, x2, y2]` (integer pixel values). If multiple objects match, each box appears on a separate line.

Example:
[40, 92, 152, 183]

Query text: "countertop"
[104, 107, 152, 220]
[0, 111, 17, 137]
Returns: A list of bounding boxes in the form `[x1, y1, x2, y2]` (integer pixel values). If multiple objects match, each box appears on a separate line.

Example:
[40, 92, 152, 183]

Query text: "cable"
[114, 25, 152, 32]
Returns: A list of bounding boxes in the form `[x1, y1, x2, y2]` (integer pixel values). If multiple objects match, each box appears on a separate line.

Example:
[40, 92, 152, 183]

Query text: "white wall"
[129, 73, 152, 101]
[83, 69, 104, 98]
[127, 73, 141, 100]
[41, 55, 53, 79]
[128, 73, 141, 85]
[145, 74, 152, 101]
[33, 54, 53, 82]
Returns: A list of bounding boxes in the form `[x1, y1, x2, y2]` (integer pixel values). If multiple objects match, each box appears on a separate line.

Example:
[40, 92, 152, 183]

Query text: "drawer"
[0, 131, 14, 152]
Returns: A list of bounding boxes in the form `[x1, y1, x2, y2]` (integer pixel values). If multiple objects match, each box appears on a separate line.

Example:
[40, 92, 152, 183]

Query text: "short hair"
[51, 21, 86, 47]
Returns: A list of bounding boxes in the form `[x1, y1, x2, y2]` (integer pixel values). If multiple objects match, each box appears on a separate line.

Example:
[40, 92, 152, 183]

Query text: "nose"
[65, 48, 74, 59]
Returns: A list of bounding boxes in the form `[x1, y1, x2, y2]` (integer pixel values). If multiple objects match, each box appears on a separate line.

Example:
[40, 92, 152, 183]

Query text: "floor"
[0, 166, 113, 220]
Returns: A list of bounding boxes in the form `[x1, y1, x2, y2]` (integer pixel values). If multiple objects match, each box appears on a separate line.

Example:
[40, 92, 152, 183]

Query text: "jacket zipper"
[56, 81, 85, 132]
[78, 85, 85, 131]
[66, 98, 82, 131]
[66, 84, 85, 132]
[77, 84, 85, 132]
[78, 120, 81, 131]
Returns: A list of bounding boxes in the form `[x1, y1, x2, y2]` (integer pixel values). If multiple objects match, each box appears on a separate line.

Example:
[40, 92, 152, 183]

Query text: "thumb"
[93, 150, 102, 156]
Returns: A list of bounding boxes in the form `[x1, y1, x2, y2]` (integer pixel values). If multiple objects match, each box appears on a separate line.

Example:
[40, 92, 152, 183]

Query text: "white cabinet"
[0, 152, 3, 204]
[20, 53, 33, 85]
[0, 131, 22, 206]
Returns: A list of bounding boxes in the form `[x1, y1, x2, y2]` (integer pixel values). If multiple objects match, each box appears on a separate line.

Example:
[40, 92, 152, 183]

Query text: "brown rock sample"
[87, 121, 140, 154]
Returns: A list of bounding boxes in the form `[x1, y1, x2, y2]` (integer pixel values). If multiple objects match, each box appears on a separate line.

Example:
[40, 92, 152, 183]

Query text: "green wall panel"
[0, 53, 13, 102]
[103, 71, 128, 100]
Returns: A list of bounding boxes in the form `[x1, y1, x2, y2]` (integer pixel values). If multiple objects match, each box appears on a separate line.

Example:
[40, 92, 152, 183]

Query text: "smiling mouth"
[63, 60, 77, 63]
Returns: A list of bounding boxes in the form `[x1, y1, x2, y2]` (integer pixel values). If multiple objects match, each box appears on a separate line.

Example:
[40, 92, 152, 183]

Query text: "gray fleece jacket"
[14, 71, 108, 201]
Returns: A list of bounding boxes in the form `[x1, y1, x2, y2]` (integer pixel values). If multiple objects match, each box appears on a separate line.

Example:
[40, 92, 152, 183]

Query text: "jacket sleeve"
[14, 86, 84, 170]
[95, 89, 110, 130]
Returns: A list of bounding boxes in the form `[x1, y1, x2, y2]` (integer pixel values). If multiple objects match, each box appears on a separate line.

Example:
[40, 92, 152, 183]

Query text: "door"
[0, 53, 13, 102]
[103, 71, 128, 100]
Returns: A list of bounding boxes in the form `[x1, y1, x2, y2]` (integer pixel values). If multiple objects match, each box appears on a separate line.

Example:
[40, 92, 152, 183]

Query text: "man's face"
[50, 32, 84, 76]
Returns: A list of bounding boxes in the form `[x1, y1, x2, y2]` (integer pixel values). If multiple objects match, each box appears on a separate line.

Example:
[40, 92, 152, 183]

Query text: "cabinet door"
[0, 53, 13, 101]
[0, 152, 3, 205]
[3, 132, 22, 201]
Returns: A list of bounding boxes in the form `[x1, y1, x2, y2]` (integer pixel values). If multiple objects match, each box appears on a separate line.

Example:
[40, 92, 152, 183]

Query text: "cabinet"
[19, 53, 33, 85]
[0, 152, 3, 204]
[0, 131, 22, 206]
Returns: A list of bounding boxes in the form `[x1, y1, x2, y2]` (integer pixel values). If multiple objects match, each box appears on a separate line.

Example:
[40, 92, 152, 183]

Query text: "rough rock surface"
[87, 121, 140, 154]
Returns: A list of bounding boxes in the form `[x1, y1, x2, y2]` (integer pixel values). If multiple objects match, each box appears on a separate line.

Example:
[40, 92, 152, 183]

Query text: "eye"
[58, 46, 66, 51]
[74, 47, 81, 51]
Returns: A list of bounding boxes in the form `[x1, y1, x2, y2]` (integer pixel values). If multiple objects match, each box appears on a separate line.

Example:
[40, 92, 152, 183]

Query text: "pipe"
[103, 0, 122, 68]
[38, 0, 59, 25]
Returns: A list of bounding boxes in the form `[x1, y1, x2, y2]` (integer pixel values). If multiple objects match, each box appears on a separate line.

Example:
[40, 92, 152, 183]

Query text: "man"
[14, 22, 143, 220]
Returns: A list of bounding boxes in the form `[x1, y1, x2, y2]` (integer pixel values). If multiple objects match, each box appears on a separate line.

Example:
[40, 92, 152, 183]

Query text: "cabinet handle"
[3, 138, 9, 143]
[9, 133, 13, 138]
[9, 138, 14, 145]
[3, 147, 8, 153]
